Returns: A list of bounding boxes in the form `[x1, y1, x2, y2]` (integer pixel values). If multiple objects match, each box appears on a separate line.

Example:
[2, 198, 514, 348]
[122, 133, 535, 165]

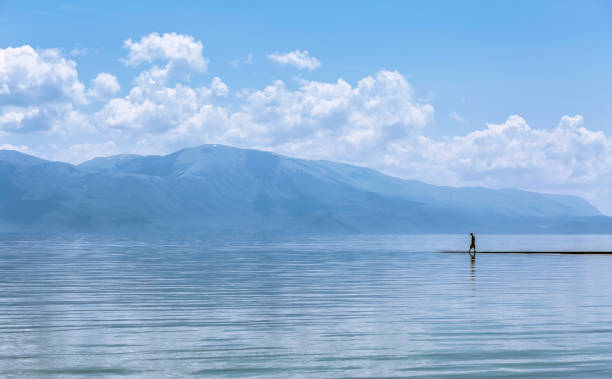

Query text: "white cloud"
[450, 111, 463, 121]
[0, 45, 89, 133]
[0, 106, 56, 132]
[87, 73, 120, 100]
[122, 32, 207, 84]
[231, 52, 254, 68]
[94, 69, 432, 163]
[413, 115, 611, 186]
[0, 103, 90, 134]
[374, 114, 612, 213]
[229, 70, 433, 158]
[0, 45, 86, 106]
[95, 76, 229, 134]
[70, 47, 89, 56]
[122, 32, 206, 69]
[267, 50, 321, 70]
[206, 77, 229, 97]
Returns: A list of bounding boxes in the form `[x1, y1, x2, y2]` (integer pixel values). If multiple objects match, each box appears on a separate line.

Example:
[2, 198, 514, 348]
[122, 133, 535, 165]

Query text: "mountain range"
[1, 144, 610, 234]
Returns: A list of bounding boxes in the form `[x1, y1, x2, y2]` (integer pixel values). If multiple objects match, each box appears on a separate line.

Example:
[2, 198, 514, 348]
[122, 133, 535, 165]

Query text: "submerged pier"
[440, 251, 612, 254]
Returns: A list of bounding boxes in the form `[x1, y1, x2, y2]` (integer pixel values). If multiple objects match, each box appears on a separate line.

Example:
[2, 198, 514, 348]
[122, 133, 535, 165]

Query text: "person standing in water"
[468, 233, 476, 259]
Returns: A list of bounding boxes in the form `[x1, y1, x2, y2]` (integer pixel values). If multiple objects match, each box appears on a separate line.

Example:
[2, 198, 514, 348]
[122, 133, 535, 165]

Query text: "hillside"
[0, 145, 608, 234]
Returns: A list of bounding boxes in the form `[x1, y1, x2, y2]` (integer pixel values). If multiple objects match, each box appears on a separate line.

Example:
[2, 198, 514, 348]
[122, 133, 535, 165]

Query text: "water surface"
[1, 234, 612, 378]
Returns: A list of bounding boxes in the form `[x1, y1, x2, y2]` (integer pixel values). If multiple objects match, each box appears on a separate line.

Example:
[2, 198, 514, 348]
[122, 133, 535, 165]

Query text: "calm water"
[1, 234, 612, 378]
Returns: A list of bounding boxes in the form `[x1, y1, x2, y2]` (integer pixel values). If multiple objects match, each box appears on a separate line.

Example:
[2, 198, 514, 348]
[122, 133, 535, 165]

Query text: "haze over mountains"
[0, 145, 610, 234]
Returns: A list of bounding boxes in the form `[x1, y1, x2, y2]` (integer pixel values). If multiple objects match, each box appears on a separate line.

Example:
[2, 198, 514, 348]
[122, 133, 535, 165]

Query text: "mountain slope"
[0, 145, 608, 234]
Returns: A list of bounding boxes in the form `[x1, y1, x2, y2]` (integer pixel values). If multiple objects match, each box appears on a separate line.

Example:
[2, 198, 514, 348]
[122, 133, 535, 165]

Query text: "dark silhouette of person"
[468, 233, 476, 259]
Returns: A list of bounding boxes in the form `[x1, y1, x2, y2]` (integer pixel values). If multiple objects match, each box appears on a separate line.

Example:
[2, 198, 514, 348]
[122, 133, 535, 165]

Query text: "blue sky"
[1, 0, 612, 213]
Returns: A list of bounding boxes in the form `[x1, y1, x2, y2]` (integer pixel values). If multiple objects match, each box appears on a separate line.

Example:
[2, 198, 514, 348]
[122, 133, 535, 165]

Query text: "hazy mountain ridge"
[0, 145, 608, 234]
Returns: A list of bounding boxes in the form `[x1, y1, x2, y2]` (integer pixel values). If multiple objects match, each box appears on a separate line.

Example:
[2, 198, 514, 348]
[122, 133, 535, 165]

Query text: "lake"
[1, 234, 612, 378]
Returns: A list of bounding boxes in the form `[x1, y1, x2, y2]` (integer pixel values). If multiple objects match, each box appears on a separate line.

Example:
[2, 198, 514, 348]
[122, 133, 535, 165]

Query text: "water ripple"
[1, 234, 612, 377]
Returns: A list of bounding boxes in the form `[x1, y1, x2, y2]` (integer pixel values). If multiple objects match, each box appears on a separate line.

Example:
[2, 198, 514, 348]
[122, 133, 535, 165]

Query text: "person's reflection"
[470, 258, 476, 287]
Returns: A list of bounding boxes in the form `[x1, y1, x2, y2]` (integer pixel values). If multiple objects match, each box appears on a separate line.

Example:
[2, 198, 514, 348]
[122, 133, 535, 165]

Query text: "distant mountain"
[0, 145, 609, 234]
[78, 154, 142, 172]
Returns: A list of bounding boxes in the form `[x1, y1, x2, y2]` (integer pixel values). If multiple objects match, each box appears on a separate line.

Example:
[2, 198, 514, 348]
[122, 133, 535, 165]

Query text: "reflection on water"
[470, 258, 476, 284]
[1, 234, 612, 378]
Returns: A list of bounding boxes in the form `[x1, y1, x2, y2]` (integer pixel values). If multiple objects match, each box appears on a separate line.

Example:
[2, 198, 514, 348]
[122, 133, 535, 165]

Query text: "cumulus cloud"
[95, 76, 229, 135]
[228, 70, 433, 161]
[373, 114, 612, 213]
[0, 102, 91, 135]
[410, 115, 611, 186]
[87, 73, 120, 100]
[267, 50, 321, 70]
[0, 105, 60, 132]
[0, 45, 89, 133]
[0, 45, 86, 106]
[94, 69, 433, 164]
[122, 32, 207, 84]
[122, 32, 206, 69]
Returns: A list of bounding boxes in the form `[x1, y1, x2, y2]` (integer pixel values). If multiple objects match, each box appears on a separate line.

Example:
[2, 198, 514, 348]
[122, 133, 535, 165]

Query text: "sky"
[1, 0, 612, 213]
